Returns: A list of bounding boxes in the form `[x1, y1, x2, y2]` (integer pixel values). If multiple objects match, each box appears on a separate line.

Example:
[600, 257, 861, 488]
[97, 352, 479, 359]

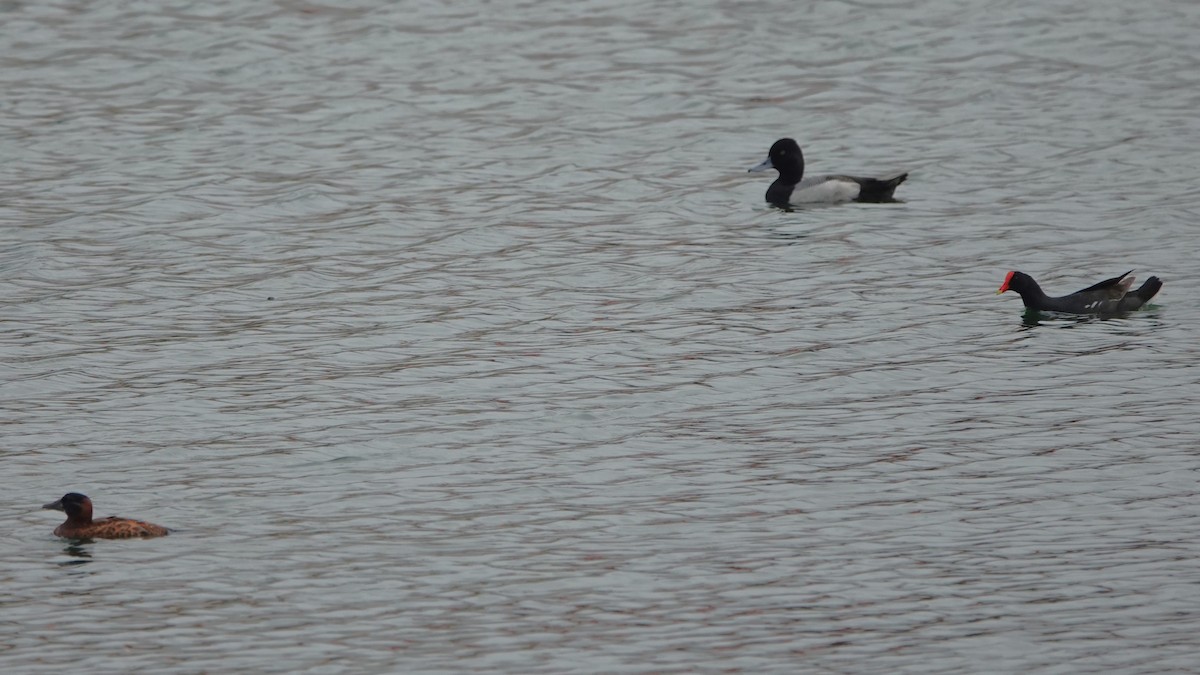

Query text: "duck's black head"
[748, 138, 806, 182]
[44, 493, 91, 518]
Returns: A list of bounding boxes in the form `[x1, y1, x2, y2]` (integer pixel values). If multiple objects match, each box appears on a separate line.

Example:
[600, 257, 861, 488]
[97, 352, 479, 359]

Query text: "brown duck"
[43, 493, 169, 539]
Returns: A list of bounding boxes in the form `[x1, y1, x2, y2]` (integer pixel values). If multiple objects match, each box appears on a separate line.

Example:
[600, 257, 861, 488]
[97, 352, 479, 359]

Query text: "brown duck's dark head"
[44, 493, 93, 523]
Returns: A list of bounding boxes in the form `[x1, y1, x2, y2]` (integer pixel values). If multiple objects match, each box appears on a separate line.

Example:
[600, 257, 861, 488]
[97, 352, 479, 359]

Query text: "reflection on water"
[1017, 308, 1166, 329]
[1017, 309, 1095, 329]
[56, 543, 93, 568]
[762, 227, 811, 242]
[4, 0, 1200, 672]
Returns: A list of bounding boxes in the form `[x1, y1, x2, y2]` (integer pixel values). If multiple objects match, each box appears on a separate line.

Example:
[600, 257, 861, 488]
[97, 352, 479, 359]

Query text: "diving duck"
[748, 138, 908, 207]
[43, 493, 169, 539]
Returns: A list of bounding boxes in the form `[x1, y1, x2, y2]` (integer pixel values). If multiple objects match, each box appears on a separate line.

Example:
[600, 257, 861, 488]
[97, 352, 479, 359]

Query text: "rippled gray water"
[4, 0, 1200, 672]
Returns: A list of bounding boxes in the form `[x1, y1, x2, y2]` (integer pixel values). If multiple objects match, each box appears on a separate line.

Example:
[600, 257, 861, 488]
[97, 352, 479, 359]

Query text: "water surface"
[3, 0, 1200, 672]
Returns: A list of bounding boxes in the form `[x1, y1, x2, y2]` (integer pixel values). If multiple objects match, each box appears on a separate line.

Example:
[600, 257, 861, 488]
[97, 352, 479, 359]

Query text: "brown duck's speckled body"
[43, 493, 169, 539]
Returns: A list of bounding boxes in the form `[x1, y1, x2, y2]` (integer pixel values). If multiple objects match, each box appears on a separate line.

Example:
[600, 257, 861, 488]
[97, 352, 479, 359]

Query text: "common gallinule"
[747, 138, 907, 207]
[996, 270, 1162, 314]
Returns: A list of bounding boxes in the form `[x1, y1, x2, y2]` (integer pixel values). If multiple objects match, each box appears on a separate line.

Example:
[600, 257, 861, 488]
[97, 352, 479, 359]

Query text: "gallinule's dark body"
[748, 138, 907, 207]
[997, 270, 1162, 314]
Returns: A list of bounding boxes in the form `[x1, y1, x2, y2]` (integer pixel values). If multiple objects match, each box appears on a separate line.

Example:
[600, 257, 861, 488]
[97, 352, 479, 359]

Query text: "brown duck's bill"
[43, 498, 65, 511]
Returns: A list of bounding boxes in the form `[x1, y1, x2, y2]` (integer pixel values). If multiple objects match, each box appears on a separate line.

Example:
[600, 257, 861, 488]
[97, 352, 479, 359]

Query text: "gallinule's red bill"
[747, 138, 907, 207]
[996, 270, 1162, 314]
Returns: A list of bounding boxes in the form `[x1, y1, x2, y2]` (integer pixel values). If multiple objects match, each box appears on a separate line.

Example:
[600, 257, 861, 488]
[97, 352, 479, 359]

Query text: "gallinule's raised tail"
[996, 270, 1162, 314]
[748, 138, 907, 207]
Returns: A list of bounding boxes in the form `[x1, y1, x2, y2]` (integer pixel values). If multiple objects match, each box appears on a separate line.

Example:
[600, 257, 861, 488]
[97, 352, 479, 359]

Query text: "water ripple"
[4, 0, 1200, 672]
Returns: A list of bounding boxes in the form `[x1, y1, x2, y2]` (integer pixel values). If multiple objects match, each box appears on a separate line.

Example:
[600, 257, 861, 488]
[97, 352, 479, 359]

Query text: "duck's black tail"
[855, 172, 908, 203]
[1121, 276, 1163, 311]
